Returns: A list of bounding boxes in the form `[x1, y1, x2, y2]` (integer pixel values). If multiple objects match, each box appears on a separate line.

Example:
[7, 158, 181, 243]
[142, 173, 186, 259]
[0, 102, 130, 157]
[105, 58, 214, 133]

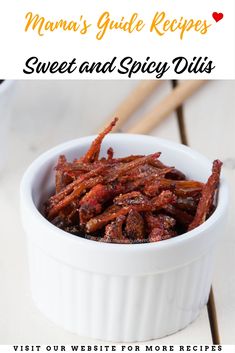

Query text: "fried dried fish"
[125, 210, 145, 240]
[188, 160, 222, 231]
[86, 191, 175, 233]
[82, 117, 118, 163]
[44, 118, 222, 244]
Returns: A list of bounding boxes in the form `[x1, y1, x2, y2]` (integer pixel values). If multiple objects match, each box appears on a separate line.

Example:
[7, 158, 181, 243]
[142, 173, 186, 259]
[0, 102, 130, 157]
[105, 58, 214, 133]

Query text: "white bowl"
[0, 80, 15, 171]
[20, 134, 228, 342]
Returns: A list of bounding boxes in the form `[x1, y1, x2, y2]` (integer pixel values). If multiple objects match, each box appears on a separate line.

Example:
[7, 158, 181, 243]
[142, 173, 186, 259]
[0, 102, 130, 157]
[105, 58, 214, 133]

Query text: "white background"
[0, 0, 234, 79]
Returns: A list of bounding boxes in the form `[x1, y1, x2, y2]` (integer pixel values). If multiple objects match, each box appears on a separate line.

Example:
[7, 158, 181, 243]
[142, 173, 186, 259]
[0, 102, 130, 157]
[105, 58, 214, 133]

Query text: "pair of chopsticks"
[100, 80, 206, 134]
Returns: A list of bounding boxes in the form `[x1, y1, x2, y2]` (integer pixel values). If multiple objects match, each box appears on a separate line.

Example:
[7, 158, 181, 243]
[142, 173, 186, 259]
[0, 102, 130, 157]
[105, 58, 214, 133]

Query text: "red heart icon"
[212, 12, 224, 22]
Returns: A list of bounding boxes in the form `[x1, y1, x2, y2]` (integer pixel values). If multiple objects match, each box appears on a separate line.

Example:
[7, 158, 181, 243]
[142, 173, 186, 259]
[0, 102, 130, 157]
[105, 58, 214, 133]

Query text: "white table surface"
[0, 80, 234, 344]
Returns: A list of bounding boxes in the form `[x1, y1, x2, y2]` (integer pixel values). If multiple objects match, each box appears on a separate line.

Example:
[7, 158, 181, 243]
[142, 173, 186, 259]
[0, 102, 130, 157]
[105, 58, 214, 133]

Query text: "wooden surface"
[0, 80, 234, 344]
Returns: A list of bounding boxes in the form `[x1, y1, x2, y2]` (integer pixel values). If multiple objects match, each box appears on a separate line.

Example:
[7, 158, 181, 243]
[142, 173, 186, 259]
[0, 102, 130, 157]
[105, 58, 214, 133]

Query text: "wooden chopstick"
[171, 80, 189, 146]
[127, 80, 206, 134]
[99, 80, 163, 132]
[207, 288, 221, 344]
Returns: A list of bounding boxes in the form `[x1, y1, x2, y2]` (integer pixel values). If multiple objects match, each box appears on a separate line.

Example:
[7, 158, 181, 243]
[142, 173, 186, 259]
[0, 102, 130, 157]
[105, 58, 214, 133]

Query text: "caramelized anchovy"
[86, 191, 175, 233]
[55, 155, 68, 193]
[44, 118, 222, 244]
[149, 227, 176, 242]
[145, 213, 176, 242]
[175, 197, 199, 214]
[102, 215, 129, 243]
[188, 160, 222, 231]
[107, 147, 114, 160]
[144, 179, 203, 197]
[47, 176, 104, 220]
[145, 213, 176, 232]
[114, 191, 148, 206]
[64, 155, 144, 173]
[113, 155, 144, 163]
[79, 182, 125, 224]
[48, 165, 106, 206]
[82, 117, 118, 162]
[163, 204, 193, 227]
[125, 210, 145, 240]
[148, 159, 186, 180]
[104, 153, 161, 183]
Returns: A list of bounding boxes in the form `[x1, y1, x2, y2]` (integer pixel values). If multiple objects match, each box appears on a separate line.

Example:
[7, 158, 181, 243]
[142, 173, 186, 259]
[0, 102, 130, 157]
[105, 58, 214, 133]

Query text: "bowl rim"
[20, 133, 229, 253]
[0, 80, 14, 95]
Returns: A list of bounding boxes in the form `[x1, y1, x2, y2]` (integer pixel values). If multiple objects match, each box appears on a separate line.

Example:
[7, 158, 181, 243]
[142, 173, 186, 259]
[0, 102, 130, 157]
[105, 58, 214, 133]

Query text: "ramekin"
[20, 134, 228, 342]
